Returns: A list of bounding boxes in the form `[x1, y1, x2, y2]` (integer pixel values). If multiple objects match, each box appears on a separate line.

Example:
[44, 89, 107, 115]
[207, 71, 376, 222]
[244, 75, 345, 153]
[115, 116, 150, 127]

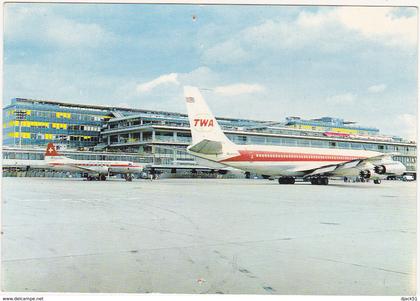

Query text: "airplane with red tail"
[44, 143, 143, 181]
[183, 86, 406, 185]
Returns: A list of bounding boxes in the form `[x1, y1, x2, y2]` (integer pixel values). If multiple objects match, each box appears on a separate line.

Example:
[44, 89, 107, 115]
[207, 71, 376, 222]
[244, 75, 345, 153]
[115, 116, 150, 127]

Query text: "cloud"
[334, 7, 417, 47]
[136, 73, 179, 93]
[395, 114, 417, 141]
[134, 70, 265, 98]
[214, 83, 265, 96]
[294, 7, 417, 48]
[298, 7, 417, 48]
[326, 92, 355, 105]
[202, 7, 417, 64]
[202, 40, 251, 65]
[3, 62, 129, 105]
[45, 19, 110, 48]
[177, 66, 220, 87]
[5, 5, 115, 48]
[368, 84, 387, 93]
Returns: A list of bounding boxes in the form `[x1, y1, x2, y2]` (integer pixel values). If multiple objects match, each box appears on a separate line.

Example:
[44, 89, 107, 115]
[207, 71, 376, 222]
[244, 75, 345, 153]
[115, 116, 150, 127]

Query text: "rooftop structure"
[285, 116, 379, 135]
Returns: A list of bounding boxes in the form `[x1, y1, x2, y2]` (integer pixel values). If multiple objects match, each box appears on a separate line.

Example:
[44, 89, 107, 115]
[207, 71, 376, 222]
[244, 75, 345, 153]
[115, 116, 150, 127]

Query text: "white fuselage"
[3, 157, 143, 175]
[189, 144, 383, 176]
[45, 157, 143, 175]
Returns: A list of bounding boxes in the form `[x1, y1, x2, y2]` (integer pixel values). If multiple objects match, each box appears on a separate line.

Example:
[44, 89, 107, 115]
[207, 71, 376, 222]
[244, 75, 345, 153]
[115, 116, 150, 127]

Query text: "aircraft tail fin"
[44, 143, 67, 160]
[45, 143, 61, 157]
[184, 86, 235, 150]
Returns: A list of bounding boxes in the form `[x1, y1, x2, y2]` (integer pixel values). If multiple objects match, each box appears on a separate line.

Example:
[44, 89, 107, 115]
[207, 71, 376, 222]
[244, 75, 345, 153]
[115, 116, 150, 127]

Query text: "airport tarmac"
[1, 177, 416, 295]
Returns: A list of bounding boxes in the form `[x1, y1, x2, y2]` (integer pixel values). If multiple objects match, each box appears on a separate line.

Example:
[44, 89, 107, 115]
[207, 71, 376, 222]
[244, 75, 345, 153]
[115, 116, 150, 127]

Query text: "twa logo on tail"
[192, 115, 215, 132]
[194, 118, 214, 127]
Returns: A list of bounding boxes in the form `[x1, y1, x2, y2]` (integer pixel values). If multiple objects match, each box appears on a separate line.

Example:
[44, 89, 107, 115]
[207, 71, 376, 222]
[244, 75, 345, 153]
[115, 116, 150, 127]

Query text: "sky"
[3, 4, 418, 140]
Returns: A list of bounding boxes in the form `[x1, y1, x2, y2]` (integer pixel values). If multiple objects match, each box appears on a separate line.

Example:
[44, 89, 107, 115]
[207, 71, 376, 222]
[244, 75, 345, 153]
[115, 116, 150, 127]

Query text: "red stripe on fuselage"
[48, 163, 141, 168]
[220, 150, 366, 162]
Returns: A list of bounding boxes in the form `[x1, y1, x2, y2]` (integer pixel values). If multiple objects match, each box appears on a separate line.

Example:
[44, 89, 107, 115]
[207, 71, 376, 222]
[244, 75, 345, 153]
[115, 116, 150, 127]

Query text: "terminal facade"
[2, 97, 417, 174]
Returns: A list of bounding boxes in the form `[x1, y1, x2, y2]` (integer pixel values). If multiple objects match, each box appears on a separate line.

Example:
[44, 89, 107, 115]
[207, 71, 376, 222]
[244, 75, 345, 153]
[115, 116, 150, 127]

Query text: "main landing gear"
[310, 177, 329, 185]
[373, 179, 381, 184]
[125, 174, 133, 182]
[278, 177, 295, 184]
[86, 174, 107, 181]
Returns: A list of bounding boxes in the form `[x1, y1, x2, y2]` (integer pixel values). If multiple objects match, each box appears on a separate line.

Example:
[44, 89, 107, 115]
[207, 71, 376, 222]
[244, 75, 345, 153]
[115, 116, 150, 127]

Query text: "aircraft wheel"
[278, 177, 295, 184]
[310, 177, 328, 185]
[126, 175, 133, 182]
[100, 175, 107, 181]
[311, 178, 320, 185]
[374, 179, 381, 184]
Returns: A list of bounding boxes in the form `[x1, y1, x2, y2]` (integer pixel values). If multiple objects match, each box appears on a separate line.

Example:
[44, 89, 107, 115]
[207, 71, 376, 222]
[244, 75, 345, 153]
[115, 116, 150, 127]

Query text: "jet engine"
[374, 162, 406, 175]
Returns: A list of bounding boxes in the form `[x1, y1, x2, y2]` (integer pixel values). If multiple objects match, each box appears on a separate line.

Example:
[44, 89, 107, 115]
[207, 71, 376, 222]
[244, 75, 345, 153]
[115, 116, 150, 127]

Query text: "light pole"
[14, 110, 28, 148]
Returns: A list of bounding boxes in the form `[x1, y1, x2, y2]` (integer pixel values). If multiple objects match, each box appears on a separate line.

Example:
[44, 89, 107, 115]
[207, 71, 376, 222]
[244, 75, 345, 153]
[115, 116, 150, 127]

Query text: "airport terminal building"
[2, 97, 417, 176]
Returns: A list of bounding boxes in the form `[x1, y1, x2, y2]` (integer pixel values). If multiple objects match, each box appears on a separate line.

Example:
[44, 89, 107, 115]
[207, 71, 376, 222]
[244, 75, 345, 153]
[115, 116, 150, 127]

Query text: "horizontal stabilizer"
[188, 139, 223, 155]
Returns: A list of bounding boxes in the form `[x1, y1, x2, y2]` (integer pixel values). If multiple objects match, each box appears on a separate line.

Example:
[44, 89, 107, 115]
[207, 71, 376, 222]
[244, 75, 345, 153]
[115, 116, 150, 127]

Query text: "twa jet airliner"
[184, 86, 406, 185]
[44, 143, 143, 181]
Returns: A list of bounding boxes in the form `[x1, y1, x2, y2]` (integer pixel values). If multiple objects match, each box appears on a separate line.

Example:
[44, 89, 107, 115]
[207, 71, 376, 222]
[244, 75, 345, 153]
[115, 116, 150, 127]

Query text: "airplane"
[183, 86, 406, 185]
[43, 143, 144, 181]
[3, 143, 144, 181]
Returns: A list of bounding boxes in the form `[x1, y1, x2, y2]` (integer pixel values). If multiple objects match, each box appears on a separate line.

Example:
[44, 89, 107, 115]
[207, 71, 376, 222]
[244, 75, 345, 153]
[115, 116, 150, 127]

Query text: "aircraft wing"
[302, 152, 398, 178]
[66, 163, 108, 173]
